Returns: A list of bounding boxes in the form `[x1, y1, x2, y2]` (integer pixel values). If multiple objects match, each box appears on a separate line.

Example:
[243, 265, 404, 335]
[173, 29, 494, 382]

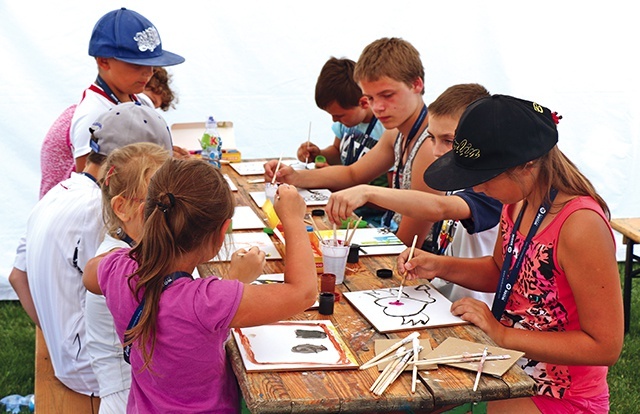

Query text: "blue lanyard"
[382, 105, 427, 228]
[94, 75, 138, 104]
[343, 117, 378, 165]
[123, 271, 193, 364]
[491, 188, 558, 319]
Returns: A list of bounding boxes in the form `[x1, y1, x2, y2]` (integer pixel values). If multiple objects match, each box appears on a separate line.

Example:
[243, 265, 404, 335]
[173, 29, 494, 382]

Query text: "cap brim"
[116, 50, 185, 67]
[423, 151, 506, 191]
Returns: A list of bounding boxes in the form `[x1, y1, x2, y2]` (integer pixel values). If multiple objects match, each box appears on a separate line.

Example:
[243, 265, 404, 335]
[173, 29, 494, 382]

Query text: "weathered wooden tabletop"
[198, 162, 535, 413]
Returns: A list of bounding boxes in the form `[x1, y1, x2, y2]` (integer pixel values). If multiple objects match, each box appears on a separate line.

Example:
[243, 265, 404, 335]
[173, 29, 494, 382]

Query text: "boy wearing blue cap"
[70, 8, 184, 172]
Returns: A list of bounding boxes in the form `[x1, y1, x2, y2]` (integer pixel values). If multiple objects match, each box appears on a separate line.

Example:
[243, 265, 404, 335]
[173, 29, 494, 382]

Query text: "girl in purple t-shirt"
[85, 159, 317, 413]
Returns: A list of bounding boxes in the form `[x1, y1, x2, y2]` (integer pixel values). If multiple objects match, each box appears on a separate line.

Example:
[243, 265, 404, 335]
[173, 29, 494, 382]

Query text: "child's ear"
[219, 219, 232, 244]
[111, 195, 131, 223]
[96, 57, 111, 71]
[358, 96, 370, 109]
[411, 77, 424, 94]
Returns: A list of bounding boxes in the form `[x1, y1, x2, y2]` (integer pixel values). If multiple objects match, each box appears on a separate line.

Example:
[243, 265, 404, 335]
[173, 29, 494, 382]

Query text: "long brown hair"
[125, 158, 234, 371]
[530, 146, 610, 218]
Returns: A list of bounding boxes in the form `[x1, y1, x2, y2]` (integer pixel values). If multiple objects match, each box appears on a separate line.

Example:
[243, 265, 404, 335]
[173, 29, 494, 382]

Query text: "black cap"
[423, 94, 559, 191]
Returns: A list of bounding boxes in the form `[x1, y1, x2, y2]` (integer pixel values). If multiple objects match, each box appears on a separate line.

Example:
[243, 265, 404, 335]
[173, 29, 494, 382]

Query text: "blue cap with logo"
[88, 8, 185, 67]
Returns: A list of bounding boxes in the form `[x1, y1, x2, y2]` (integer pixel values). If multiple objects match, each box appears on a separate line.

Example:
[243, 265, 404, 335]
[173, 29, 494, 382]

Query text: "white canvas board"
[343, 284, 468, 333]
[232, 320, 359, 372]
[249, 188, 332, 207]
[224, 174, 238, 192]
[232, 206, 265, 230]
[317, 228, 407, 256]
[251, 273, 319, 309]
[230, 159, 297, 176]
[214, 232, 281, 261]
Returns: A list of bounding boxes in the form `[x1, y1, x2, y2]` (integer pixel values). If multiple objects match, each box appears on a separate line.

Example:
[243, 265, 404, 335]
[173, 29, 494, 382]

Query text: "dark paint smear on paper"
[291, 344, 328, 354]
[295, 329, 328, 339]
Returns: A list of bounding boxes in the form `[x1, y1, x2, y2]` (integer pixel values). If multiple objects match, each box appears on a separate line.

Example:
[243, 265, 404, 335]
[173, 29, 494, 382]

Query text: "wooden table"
[199, 162, 535, 413]
[610, 218, 640, 334]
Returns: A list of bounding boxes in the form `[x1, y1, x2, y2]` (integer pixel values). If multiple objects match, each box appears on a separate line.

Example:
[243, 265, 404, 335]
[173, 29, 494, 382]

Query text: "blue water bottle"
[200, 116, 222, 168]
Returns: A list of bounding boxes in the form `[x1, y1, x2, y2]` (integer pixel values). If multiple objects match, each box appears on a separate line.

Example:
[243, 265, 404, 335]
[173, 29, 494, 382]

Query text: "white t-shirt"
[24, 172, 104, 395]
[85, 234, 131, 401]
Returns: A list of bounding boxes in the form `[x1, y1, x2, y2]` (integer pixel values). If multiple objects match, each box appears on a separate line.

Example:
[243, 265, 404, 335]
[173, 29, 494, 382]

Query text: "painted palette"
[343, 284, 468, 333]
[232, 320, 359, 372]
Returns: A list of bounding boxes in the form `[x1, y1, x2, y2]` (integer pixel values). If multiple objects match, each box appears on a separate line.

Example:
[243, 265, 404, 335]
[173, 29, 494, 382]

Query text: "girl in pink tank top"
[399, 95, 623, 413]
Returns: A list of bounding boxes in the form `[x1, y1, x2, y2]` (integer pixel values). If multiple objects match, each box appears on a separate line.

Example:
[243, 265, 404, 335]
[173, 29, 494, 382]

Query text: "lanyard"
[343, 117, 378, 165]
[123, 271, 193, 364]
[393, 104, 427, 190]
[491, 188, 558, 319]
[91, 76, 138, 105]
[382, 105, 427, 228]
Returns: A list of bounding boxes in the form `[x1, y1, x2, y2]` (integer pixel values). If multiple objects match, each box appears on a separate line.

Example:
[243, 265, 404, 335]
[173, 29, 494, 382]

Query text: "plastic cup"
[264, 182, 278, 205]
[321, 243, 349, 284]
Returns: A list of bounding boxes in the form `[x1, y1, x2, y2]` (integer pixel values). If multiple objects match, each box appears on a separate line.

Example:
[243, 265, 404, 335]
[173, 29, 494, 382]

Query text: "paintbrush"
[374, 348, 414, 395]
[369, 347, 404, 392]
[410, 353, 511, 367]
[395, 234, 418, 303]
[271, 155, 282, 185]
[304, 121, 312, 165]
[345, 216, 362, 246]
[473, 346, 489, 391]
[360, 331, 420, 370]
[411, 337, 419, 393]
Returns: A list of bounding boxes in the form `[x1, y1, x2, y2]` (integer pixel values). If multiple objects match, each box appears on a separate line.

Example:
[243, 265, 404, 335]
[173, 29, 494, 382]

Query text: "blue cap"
[88, 8, 185, 67]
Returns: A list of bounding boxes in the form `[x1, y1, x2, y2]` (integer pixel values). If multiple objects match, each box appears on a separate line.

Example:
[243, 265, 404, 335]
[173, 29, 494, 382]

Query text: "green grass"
[1, 266, 639, 412]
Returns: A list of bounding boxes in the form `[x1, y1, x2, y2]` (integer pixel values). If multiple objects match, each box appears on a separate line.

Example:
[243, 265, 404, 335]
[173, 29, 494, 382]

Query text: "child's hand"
[325, 185, 369, 225]
[450, 298, 506, 345]
[228, 246, 266, 283]
[172, 146, 192, 160]
[397, 248, 440, 280]
[297, 142, 321, 162]
[273, 184, 306, 225]
[263, 160, 296, 185]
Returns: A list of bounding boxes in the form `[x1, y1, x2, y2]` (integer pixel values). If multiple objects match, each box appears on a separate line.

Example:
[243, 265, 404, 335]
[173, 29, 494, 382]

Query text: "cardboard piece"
[232, 320, 359, 372]
[374, 338, 434, 371]
[423, 337, 524, 377]
[343, 284, 468, 333]
[170, 121, 236, 152]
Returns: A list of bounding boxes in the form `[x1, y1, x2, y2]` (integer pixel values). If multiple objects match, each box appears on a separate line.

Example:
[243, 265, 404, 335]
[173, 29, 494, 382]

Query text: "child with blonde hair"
[85, 158, 316, 412]
[83, 142, 171, 413]
[399, 95, 623, 413]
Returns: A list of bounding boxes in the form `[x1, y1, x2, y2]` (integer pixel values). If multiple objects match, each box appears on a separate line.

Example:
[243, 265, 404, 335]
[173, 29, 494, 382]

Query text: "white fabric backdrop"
[1, 1, 638, 299]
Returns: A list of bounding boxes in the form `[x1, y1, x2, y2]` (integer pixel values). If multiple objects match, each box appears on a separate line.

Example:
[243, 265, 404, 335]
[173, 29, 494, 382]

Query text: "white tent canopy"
[1, 1, 638, 299]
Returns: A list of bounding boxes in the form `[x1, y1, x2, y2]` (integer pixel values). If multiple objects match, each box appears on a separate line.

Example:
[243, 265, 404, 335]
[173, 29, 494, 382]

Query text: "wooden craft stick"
[368, 347, 412, 368]
[360, 331, 420, 370]
[271, 155, 282, 185]
[396, 234, 418, 302]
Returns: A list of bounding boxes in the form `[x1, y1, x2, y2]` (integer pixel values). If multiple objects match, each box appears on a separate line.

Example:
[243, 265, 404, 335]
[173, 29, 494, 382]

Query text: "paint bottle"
[318, 292, 335, 315]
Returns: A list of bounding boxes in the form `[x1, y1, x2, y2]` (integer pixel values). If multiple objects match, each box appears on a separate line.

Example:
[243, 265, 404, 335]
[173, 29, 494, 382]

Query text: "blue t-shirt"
[331, 120, 385, 166]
